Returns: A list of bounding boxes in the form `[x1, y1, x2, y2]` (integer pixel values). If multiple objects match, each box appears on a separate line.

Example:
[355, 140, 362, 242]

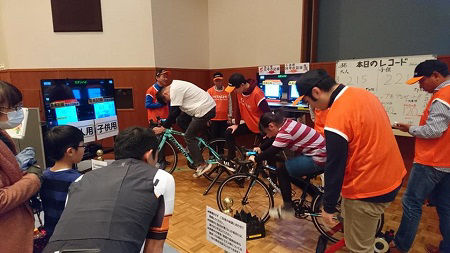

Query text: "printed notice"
[206, 206, 246, 253]
[285, 62, 309, 74]
[68, 119, 96, 143]
[94, 116, 119, 140]
[258, 65, 281, 75]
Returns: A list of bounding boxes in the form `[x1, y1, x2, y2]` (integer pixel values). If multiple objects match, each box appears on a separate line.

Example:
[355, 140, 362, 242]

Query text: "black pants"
[185, 107, 216, 167]
[176, 112, 192, 132]
[224, 124, 255, 160]
[276, 164, 294, 208]
[209, 120, 228, 154]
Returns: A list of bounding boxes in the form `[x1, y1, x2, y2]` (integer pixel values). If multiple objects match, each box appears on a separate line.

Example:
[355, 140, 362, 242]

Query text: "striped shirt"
[409, 80, 450, 172]
[273, 119, 327, 165]
[40, 168, 81, 237]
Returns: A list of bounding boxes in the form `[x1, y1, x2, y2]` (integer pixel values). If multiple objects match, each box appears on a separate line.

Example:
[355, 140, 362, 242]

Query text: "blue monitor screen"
[94, 101, 117, 119]
[289, 84, 300, 100]
[88, 88, 101, 99]
[54, 106, 79, 125]
[262, 80, 282, 100]
[72, 89, 81, 100]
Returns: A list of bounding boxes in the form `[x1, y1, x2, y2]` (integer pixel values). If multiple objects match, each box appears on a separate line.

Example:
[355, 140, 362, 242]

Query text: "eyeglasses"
[78, 145, 87, 149]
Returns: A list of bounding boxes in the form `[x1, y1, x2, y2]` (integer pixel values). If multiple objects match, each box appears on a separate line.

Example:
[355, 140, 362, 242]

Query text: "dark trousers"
[277, 164, 294, 208]
[176, 112, 192, 132]
[185, 107, 216, 167]
[224, 123, 254, 160]
[210, 120, 228, 154]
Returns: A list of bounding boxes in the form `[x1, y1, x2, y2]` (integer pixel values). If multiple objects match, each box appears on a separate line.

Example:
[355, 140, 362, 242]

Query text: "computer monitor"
[258, 73, 305, 103]
[288, 80, 300, 102]
[41, 79, 117, 128]
[261, 79, 282, 101]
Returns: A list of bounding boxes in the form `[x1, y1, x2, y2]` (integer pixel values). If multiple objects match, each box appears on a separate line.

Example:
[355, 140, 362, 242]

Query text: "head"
[212, 72, 224, 89]
[114, 127, 159, 164]
[0, 81, 24, 129]
[259, 110, 285, 138]
[295, 69, 338, 110]
[156, 85, 171, 105]
[44, 125, 85, 164]
[406, 60, 449, 93]
[226, 73, 250, 94]
[155, 69, 172, 87]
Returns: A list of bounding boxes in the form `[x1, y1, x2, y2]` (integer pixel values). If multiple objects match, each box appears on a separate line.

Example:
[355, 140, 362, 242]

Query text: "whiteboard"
[336, 55, 435, 132]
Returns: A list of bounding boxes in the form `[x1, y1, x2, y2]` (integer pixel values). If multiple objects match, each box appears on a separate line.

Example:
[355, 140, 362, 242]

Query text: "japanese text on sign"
[68, 120, 96, 143]
[258, 65, 280, 75]
[206, 206, 246, 253]
[94, 116, 119, 140]
[285, 63, 309, 74]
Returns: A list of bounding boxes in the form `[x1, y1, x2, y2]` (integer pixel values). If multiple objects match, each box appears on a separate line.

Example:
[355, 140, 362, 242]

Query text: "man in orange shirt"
[297, 69, 406, 252]
[207, 72, 230, 154]
[392, 60, 450, 253]
[224, 73, 271, 160]
[146, 69, 169, 127]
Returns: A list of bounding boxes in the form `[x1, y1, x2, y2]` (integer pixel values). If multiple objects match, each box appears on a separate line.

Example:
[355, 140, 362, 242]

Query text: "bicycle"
[216, 159, 384, 243]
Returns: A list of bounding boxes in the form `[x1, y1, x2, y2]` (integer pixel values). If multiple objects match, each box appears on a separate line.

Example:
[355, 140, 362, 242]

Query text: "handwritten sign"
[206, 206, 246, 253]
[336, 55, 435, 131]
[285, 62, 309, 74]
[94, 116, 119, 140]
[258, 65, 280, 75]
[68, 120, 96, 143]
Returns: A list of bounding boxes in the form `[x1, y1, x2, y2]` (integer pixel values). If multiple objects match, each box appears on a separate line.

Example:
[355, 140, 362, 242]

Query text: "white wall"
[208, 0, 303, 69]
[0, 0, 155, 69]
[151, 0, 209, 69]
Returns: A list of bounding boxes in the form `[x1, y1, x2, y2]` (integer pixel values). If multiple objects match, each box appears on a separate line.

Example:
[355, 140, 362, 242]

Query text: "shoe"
[425, 244, 439, 253]
[193, 163, 213, 178]
[269, 205, 295, 220]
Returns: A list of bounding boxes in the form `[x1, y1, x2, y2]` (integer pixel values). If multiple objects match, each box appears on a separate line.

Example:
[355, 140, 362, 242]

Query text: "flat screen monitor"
[258, 73, 306, 103]
[261, 79, 282, 101]
[41, 79, 116, 128]
[288, 80, 300, 102]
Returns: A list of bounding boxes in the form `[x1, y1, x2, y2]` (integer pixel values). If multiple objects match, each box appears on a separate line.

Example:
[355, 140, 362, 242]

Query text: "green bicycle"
[156, 127, 243, 183]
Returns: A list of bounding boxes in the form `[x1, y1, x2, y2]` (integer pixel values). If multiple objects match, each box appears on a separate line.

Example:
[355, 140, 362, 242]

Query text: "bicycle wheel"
[159, 141, 178, 174]
[217, 173, 274, 223]
[311, 195, 384, 243]
[201, 138, 244, 182]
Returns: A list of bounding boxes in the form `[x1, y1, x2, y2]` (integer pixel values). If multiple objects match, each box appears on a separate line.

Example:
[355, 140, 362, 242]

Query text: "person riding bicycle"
[249, 110, 327, 218]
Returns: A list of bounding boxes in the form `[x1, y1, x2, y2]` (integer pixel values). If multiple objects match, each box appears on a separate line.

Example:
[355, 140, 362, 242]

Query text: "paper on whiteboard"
[336, 55, 435, 126]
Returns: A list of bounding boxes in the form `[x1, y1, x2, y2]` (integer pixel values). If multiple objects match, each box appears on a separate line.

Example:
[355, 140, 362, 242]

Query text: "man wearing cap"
[392, 60, 450, 253]
[224, 73, 271, 160]
[153, 72, 216, 178]
[207, 72, 231, 153]
[296, 69, 406, 252]
[146, 69, 169, 126]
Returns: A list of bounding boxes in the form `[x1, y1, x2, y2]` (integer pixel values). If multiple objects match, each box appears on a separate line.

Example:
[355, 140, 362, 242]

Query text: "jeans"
[285, 155, 324, 180]
[394, 163, 450, 252]
[224, 123, 254, 160]
[185, 108, 216, 167]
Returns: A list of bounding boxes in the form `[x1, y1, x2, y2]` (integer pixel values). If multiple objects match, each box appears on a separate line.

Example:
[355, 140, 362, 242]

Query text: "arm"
[409, 100, 450, 138]
[258, 98, 271, 113]
[146, 94, 165, 109]
[162, 106, 182, 128]
[255, 145, 283, 163]
[0, 173, 41, 214]
[143, 239, 164, 253]
[322, 130, 348, 214]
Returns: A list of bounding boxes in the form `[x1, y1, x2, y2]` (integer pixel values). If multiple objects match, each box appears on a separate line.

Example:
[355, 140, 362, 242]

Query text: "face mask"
[0, 108, 24, 129]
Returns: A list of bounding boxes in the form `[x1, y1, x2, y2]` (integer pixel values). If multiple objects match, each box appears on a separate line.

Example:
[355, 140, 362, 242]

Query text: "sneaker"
[269, 206, 295, 220]
[193, 163, 213, 178]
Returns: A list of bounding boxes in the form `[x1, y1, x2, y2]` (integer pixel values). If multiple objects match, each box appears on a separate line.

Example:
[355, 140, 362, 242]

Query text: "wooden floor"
[165, 163, 442, 253]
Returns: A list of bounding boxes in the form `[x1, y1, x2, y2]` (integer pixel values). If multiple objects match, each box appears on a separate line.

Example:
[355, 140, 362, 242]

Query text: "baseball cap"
[295, 69, 330, 97]
[213, 72, 224, 81]
[225, 73, 246, 93]
[406, 60, 449, 85]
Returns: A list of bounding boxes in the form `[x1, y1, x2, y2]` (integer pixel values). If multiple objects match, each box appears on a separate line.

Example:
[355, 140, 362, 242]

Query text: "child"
[40, 125, 85, 238]
[250, 111, 326, 218]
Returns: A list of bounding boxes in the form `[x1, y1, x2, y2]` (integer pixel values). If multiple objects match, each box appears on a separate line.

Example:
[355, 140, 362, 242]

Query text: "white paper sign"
[94, 116, 119, 140]
[91, 159, 113, 170]
[258, 65, 280, 75]
[68, 120, 96, 143]
[206, 206, 246, 253]
[285, 62, 310, 74]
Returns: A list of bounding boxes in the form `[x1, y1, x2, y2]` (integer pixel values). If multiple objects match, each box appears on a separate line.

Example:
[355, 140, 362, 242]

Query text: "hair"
[0, 81, 23, 108]
[228, 73, 247, 88]
[259, 109, 285, 133]
[156, 68, 166, 77]
[295, 69, 337, 101]
[44, 125, 85, 162]
[114, 126, 159, 160]
[155, 85, 169, 105]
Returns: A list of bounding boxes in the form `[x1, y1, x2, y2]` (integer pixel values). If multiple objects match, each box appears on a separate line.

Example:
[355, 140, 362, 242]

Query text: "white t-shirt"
[170, 80, 216, 117]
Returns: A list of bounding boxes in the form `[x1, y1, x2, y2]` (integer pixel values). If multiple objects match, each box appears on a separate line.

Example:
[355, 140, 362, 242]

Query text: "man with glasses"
[296, 69, 406, 252]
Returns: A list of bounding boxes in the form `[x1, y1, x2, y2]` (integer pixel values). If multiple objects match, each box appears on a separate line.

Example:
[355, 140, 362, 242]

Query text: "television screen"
[258, 73, 305, 103]
[288, 81, 300, 101]
[41, 79, 116, 128]
[261, 79, 282, 101]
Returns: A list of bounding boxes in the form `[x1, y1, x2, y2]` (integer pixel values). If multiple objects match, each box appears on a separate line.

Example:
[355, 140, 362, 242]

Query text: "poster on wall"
[285, 63, 310, 74]
[258, 65, 280, 75]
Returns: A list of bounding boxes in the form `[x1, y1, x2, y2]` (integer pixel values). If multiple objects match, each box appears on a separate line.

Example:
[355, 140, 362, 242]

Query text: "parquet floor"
[165, 162, 442, 253]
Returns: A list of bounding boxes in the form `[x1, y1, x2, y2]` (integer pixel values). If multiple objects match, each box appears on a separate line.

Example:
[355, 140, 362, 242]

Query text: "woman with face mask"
[0, 81, 42, 253]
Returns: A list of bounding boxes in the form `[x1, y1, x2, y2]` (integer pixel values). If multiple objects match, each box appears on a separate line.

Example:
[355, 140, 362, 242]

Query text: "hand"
[249, 155, 256, 163]
[227, 124, 238, 133]
[26, 165, 44, 182]
[153, 126, 166, 135]
[321, 208, 339, 228]
[146, 150, 159, 167]
[392, 122, 410, 132]
[253, 147, 261, 154]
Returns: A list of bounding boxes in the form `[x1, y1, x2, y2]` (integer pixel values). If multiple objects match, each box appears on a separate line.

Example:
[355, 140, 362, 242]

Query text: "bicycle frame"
[157, 128, 222, 165]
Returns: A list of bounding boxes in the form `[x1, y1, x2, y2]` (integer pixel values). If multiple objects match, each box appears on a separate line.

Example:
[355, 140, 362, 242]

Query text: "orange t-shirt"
[414, 85, 450, 167]
[237, 86, 265, 133]
[207, 86, 229, 121]
[313, 108, 329, 137]
[325, 86, 406, 199]
[146, 84, 169, 123]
